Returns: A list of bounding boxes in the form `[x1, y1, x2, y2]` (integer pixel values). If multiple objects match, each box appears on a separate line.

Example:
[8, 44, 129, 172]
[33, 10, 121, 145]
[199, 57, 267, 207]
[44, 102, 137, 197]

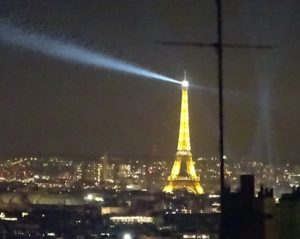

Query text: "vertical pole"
[216, 0, 225, 236]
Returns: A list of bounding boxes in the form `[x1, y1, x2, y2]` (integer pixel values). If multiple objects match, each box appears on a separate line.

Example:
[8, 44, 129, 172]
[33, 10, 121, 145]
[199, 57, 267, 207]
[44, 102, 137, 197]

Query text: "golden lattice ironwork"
[163, 77, 204, 194]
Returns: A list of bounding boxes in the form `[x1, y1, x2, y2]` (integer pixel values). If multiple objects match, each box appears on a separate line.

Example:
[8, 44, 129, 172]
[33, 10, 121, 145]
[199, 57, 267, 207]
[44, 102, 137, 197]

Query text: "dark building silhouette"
[221, 174, 277, 239]
[240, 174, 255, 210]
[278, 187, 300, 239]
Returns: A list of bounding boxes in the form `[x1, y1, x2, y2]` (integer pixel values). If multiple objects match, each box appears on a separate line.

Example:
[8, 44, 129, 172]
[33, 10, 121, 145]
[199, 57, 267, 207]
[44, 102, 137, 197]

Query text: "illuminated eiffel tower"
[163, 74, 204, 194]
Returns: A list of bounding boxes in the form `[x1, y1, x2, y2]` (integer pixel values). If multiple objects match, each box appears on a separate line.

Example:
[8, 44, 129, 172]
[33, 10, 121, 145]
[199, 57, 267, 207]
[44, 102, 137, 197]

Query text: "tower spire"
[177, 73, 191, 152]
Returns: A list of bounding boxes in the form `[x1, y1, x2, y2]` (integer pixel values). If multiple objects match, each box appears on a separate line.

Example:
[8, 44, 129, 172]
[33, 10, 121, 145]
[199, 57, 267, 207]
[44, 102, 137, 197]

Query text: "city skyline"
[1, 2, 300, 238]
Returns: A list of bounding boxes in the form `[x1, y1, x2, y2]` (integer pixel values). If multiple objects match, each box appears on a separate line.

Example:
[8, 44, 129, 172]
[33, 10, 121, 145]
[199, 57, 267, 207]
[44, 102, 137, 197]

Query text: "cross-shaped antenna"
[155, 41, 275, 49]
[155, 0, 275, 235]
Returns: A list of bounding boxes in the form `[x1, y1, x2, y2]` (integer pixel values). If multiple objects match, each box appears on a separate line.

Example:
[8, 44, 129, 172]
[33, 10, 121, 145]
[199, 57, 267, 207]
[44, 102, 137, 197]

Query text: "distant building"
[278, 187, 300, 239]
[222, 174, 277, 239]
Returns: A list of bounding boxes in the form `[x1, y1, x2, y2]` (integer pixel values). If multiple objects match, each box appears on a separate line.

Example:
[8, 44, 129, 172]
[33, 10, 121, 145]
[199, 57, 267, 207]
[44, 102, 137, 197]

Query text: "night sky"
[0, 0, 299, 163]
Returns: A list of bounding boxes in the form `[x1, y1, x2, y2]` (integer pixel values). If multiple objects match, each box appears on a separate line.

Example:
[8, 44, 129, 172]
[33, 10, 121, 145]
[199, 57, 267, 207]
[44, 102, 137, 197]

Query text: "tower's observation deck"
[163, 77, 204, 194]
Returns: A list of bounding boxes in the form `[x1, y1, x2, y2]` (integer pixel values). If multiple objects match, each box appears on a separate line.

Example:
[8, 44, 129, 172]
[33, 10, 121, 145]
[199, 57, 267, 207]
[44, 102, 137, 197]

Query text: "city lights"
[0, 1, 298, 238]
[123, 233, 132, 239]
[110, 216, 154, 224]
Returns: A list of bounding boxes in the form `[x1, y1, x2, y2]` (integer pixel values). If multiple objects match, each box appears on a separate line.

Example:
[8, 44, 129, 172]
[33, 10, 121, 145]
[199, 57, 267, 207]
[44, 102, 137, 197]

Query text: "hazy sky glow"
[0, 0, 299, 163]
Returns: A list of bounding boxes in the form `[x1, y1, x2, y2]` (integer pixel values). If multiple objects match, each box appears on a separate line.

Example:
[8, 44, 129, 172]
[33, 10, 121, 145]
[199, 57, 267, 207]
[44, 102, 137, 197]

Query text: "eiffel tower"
[163, 74, 204, 194]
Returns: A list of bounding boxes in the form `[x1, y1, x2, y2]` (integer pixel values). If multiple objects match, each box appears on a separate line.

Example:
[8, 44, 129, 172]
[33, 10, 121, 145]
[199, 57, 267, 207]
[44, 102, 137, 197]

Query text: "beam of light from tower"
[249, 77, 275, 165]
[192, 83, 248, 100]
[0, 20, 180, 85]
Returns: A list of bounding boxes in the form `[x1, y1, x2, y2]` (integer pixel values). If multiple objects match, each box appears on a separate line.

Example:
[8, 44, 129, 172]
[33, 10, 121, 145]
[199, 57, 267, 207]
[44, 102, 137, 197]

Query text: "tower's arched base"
[163, 179, 204, 195]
